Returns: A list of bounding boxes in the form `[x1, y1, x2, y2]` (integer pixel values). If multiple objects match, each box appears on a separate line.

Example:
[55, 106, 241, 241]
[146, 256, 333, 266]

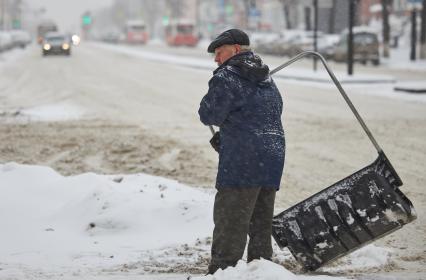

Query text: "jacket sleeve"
[198, 73, 236, 127]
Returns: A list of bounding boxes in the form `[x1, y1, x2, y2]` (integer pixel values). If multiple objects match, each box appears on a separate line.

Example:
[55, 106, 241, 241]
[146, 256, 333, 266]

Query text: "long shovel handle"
[209, 51, 383, 154]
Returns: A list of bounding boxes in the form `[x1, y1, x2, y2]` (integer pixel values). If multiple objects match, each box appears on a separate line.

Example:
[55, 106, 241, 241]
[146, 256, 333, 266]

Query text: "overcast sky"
[28, 0, 113, 31]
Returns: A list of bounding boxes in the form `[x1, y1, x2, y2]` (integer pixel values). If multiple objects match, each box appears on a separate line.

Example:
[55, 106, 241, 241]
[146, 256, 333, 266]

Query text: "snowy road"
[1, 42, 426, 279]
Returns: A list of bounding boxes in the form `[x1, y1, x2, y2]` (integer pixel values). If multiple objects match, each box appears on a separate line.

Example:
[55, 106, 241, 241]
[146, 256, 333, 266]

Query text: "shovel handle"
[270, 51, 383, 154]
[208, 51, 383, 154]
[209, 125, 215, 135]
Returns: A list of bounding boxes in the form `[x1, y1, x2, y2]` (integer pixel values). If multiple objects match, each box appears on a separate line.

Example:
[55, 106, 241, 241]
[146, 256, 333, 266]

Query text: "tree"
[328, 0, 337, 34]
[381, 0, 390, 58]
[421, 0, 426, 59]
[280, 0, 295, 29]
[280, 0, 299, 29]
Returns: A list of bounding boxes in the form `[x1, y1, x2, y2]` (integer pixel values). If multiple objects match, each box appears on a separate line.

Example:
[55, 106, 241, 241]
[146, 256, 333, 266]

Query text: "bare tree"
[421, 0, 426, 59]
[328, 0, 337, 34]
[382, 0, 390, 58]
[280, 0, 292, 29]
[141, 0, 164, 38]
[304, 5, 312, 31]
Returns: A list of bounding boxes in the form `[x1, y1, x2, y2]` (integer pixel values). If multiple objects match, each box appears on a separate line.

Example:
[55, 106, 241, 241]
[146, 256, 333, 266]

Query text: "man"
[198, 29, 285, 274]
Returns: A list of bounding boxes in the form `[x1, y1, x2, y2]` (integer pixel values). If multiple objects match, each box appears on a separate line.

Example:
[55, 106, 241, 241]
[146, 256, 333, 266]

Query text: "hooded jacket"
[198, 51, 285, 189]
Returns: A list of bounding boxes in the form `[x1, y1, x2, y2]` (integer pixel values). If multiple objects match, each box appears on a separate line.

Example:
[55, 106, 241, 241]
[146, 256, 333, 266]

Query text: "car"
[42, 33, 71, 56]
[10, 30, 32, 48]
[100, 30, 123, 44]
[333, 28, 380, 65]
[253, 30, 338, 58]
[317, 34, 340, 59]
[0, 31, 13, 52]
[252, 30, 300, 56]
[283, 30, 328, 57]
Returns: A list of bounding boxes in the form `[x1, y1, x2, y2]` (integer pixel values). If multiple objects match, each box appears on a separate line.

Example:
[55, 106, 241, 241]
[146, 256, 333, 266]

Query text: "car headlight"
[62, 43, 70, 50]
[71, 35, 80, 45]
[43, 44, 51, 50]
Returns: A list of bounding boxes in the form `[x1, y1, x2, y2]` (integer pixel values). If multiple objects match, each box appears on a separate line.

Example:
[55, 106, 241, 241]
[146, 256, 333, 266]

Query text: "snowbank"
[0, 163, 396, 279]
[0, 162, 213, 267]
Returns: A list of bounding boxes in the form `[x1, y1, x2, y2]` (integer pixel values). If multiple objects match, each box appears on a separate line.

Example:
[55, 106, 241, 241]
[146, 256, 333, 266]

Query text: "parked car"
[10, 30, 31, 48]
[42, 33, 71, 56]
[253, 30, 300, 56]
[333, 30, 380, 65]
[253, 30, 339, 58]
[0, 31, 13, 52]
[317, 34, 340, 59]
[283, 30, 329, 57]
[100, 30, 122, 44]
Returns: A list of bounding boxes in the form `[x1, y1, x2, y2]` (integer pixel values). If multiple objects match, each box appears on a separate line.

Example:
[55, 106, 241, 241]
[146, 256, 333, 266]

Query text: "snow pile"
[382, 43, 426, 72]
[0, 163, 396, 279]
[0, 162, 213, 267]
[321, 244, 392, 273]
[192, 259, 349, 280]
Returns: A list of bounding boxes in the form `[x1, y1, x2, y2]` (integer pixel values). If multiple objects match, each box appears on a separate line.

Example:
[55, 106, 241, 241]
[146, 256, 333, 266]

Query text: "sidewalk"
[92, 42, 396, 85]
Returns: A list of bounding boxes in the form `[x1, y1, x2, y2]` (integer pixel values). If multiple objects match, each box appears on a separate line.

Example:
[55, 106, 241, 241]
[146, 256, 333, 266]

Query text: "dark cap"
[207, 29, 250, 53]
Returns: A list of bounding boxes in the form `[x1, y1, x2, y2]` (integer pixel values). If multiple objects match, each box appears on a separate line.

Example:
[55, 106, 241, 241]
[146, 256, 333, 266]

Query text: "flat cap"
[207, 29, 250, 53]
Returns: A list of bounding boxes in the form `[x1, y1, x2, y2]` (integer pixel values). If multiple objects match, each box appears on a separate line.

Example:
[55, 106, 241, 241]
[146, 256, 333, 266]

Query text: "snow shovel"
[208, 51, 417, 271]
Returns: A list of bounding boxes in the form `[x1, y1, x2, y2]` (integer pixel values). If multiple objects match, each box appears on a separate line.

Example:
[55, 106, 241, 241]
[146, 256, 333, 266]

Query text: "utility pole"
[382, 0, 390, 58]
[348, 0, 355, 75]
[410, 8, 418, 61]
[313, 0, 318, 71]
[421, 0, 426, 59]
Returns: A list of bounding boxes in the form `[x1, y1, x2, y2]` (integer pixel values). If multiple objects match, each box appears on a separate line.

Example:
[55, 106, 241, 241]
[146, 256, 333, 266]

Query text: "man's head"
[208, 29, 250, 66]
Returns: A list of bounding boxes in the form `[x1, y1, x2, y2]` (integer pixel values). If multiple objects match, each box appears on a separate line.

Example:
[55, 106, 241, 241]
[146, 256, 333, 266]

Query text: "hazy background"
[28, 0, 113, 31]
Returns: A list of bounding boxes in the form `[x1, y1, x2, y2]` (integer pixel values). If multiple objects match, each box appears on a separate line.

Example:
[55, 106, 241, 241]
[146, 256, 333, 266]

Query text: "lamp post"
[348, 0, 355, 75]
[421, 0, 426, 59]
[313, 0, 318, 71]
[410, 7, 417, 61]
[408, 0, 423, 60]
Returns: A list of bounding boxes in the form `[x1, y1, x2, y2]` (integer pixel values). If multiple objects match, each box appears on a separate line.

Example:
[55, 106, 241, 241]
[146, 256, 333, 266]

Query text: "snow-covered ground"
[0, 163, 399, 280]
[0, 41, 425, 279]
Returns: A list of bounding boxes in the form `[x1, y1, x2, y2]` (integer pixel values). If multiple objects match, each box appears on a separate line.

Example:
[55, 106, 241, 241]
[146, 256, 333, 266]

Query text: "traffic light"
[82, 13, 92, 26]
[162, 16, 169, 26]
[12, 19, 21, 29]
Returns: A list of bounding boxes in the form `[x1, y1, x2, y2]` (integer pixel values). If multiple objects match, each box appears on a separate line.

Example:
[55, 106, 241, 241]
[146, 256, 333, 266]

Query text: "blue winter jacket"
[198, 51, 285, 189]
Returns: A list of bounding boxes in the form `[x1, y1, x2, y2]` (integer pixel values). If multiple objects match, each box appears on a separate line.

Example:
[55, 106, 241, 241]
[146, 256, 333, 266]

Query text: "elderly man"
[198, 29, 285, 274]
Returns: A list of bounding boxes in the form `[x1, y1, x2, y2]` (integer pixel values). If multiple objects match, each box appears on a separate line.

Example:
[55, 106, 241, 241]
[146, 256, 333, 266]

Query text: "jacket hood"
[215, 51, 270, 83]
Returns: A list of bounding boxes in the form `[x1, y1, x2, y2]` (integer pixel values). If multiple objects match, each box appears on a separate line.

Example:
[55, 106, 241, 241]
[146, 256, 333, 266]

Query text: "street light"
[407, 0, 422, 61]
[348, 0, 356, 76]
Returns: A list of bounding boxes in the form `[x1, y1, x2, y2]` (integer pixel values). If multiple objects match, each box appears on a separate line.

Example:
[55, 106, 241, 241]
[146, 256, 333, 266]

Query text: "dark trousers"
[208, 187, 276, 274]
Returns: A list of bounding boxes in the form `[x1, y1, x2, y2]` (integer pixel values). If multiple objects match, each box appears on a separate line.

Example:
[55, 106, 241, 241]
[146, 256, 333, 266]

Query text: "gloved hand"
[209, 132, 220, 153]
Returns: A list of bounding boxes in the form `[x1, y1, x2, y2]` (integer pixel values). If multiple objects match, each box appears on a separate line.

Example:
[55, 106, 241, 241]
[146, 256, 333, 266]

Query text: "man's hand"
[210, 132, 220, 153]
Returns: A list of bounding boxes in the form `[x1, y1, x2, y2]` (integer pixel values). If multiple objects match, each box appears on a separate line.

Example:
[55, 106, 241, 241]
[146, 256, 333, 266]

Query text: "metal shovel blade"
[272, 152, 417, 271]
